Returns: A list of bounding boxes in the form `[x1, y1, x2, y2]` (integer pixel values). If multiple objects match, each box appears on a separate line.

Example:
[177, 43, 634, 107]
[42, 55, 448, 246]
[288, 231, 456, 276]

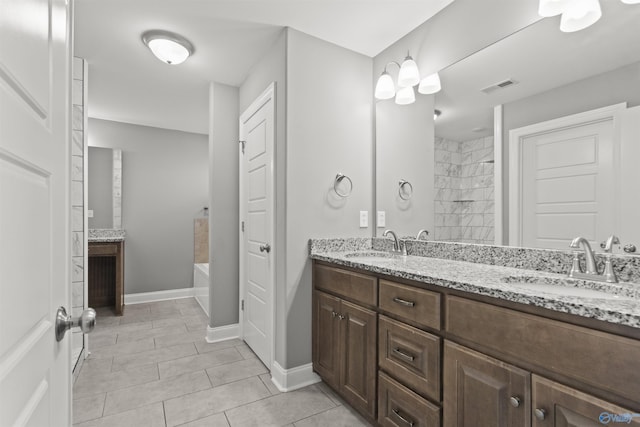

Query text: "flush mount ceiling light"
[142, 30, 194, 65]
[434, 109, 441, 120]
[539, 0, 637, 32]
[374, 51, 442, 106]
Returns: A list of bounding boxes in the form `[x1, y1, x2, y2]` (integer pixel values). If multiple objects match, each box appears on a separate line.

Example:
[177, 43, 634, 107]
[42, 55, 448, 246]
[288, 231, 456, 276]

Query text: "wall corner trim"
[206, 324, 240, 343]
[124, 288, 195, 305]
[270, 361, 321, 393]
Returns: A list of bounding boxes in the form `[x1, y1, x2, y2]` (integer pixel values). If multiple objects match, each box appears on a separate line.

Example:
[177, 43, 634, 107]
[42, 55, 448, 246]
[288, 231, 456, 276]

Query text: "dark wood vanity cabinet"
[312, 289, 377, 419]
[312, 261, 640, 426]
[88, 240, 124, 315]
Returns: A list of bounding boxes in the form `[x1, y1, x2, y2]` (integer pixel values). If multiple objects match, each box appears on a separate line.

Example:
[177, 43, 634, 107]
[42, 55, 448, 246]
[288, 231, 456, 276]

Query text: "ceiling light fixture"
[374, 51, 441, 106]
[142, 30, 194, 65]
[434, 109, 441, 120]
[539, 0, 637, 32]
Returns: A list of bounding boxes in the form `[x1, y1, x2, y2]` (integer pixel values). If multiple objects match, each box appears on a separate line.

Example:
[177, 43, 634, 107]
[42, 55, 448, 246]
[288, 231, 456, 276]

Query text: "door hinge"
[241, 221, 245, 232]
[241, 300, 245, 311]
[239, 140, 246, 154]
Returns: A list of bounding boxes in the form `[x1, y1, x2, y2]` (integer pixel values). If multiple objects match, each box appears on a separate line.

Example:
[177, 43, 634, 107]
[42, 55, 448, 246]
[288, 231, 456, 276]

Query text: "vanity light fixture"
[374, 51, 442, 105]
[539, 0, 637, 32]
[142, 30, 194, 65]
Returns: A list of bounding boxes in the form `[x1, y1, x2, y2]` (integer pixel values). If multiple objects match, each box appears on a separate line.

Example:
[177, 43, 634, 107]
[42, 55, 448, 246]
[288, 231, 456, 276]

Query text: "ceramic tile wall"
[434, 136, 494, 244]
[72, 57, 86, 374]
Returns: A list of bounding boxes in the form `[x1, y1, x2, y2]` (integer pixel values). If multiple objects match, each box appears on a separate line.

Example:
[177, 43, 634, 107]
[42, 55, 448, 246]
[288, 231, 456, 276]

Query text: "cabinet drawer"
[379, 280, 440, 330]
[378, 371, 440, 427]
[88, 243, 118, 256]
[379, 315, 440, 402]
[314, 264, 377, 306]
[446, 296, 640, 406]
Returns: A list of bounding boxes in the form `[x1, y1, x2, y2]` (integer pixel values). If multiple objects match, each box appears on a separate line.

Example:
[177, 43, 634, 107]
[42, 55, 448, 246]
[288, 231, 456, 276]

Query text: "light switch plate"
[87, 209, 94, 218]
[377, 211, 386, 227]
[359, 211, 368, 228]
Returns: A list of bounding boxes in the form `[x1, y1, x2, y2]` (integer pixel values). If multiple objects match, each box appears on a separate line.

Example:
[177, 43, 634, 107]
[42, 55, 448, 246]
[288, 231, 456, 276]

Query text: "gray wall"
[88, 118, 208, 294]
[239, 29, 288, 365]
[501, 61, 640, 241]
[87, 147, 113, 229]
[285, 29, 373, 368]
[209, 82, 240, 328]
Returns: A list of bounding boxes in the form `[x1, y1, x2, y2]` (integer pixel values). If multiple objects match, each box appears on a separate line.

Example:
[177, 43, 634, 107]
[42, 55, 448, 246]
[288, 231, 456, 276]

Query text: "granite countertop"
[311, 249, 640, 329]
[88, 229, 126, 242]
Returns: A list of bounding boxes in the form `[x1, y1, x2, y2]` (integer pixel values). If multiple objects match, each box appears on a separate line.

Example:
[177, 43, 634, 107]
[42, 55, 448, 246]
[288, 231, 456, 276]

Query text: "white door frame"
[238, 82, 276, 370]
[508, 103, 625, 246]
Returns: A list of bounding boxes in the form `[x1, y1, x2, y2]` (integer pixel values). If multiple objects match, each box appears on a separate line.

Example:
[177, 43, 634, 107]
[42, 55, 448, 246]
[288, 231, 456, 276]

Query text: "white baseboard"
[270, 361, 321, 392]
[124, 288, 195, 305]
[206, 324, 240, 343]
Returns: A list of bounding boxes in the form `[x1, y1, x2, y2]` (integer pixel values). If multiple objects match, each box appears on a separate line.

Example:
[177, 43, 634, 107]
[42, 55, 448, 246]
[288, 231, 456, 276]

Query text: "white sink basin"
[501, 275, 625, 300]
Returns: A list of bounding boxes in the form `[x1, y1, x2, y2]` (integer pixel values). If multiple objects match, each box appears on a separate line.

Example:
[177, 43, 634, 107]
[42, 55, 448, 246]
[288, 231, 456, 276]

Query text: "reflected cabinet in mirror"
[375, 0, 640, 251]
[88, 147, 123, 229]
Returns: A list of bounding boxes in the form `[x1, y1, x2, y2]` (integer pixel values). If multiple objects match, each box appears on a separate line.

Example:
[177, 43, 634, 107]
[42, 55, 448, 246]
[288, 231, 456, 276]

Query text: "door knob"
[259, 243, 271, 253]
[55, 307, 96, 342]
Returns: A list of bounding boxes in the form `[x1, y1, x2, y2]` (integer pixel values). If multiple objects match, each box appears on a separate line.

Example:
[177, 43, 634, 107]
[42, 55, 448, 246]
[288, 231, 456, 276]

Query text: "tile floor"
[73, 298, 371, 426]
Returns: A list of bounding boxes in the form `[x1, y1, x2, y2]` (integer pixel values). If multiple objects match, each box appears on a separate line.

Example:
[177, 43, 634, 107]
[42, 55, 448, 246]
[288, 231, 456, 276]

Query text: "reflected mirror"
[376, 0, 640, 250]
[88, 147, 123, 229]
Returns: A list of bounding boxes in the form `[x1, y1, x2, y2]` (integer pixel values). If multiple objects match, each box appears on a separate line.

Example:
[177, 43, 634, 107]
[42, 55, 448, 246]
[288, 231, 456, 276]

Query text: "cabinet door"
[443, 341, 530, 427]
[340, 299, 377, 418]
[312, 291, 341, 388]
[532, 375, 640, 427]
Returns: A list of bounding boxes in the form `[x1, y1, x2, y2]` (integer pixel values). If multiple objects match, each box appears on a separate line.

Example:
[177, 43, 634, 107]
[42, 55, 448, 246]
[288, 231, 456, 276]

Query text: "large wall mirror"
[376, 0, 640, 251]
[88, 146, 123, 229]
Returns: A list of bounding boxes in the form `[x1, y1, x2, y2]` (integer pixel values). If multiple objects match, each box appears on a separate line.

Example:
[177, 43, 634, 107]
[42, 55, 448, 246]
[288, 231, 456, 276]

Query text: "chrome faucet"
[383, 230, 407, 255]
[569, 237, 598, 275]
[568, 236, 618, 283]
[416, 229, 429, 241]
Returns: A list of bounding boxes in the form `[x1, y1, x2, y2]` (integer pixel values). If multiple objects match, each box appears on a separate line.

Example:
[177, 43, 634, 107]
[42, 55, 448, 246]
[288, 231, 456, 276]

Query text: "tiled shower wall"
[434, 136, 494, 244]
[71, 57, 87, 373]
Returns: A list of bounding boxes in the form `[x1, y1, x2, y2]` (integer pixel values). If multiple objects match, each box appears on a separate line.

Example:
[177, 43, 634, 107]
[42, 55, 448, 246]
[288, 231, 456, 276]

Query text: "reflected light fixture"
[539, 0, 637, 32]
[374, 51, 441, 106]
[434, 109, 441, 120]
[142, 30, 194, 65]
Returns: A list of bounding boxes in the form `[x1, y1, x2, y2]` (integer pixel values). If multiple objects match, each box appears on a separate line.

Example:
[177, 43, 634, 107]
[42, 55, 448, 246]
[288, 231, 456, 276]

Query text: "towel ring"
[334, 173, 353, 198]
[398, 179, 413, 200]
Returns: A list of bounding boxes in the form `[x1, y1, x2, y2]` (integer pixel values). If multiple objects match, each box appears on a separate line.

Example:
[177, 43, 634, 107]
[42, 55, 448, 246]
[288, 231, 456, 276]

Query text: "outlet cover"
[359, 211, 368, 228]
[377, 211, 386, 227]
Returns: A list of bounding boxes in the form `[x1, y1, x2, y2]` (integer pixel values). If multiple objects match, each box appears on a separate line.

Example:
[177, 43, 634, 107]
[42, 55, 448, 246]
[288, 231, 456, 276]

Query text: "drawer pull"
[392, 347, 415, 362]
[392, 297, 415, 307]
[392, 408, 415, 426]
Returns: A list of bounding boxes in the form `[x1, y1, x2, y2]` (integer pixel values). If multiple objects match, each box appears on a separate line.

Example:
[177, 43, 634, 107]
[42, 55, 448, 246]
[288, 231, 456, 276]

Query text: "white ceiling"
[435, 0, 640, 141]
[74, 0, 454, 134]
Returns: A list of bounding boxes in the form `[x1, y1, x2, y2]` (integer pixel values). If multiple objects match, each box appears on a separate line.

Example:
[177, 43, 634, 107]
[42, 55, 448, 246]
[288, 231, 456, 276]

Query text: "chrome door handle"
[259, 243, 271, 253]
[392, 347, 416, 362]
[55, 307, 96, 342]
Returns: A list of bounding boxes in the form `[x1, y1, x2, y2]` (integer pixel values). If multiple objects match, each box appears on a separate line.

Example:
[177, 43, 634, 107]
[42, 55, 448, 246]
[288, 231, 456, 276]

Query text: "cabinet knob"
[338, 314, 346, 320]
[534, 408, 547, 421]
[509, 396, 521, 408]
[331, 311, 337, 318]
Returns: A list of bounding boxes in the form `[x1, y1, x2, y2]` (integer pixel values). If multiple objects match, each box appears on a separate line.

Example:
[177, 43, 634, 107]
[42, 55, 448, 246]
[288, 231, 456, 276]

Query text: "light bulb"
[560, 0, 601, 32]
[397, 55, 420, 88]
[375, 71, 395, 100]
[418, 72, 441, 95]
[395, 86, 415, 105]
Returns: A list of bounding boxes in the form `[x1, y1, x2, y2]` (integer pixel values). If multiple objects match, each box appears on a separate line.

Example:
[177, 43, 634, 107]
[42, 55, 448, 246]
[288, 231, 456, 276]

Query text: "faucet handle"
[602, 254, 619, 283]
[602, 235, 620, 253]
[569, 251, 583, 277]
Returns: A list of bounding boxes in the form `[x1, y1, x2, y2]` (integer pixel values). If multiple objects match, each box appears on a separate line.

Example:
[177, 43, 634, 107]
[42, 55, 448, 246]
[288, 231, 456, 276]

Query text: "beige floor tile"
[73, 393, 106, 424]
[194, 338, 243, 354]
[175, 298, 201, 307]
[206, 358, 268, 386]
[87, 337, 155, 359]
[94, 315, 120, 328]
[116, 323, 187, 343]
[74, 364, 158, 397]
[293, 405, 372, 427]
[180, 306, 206, 316]
[164, 376, 270, 426]
[235, 343, 257, 359]
[112, 343, 197, 372]
[186, 321, 209, 332]
[316, 381, 344, 406]
[177, 413, 230, 427]
[93, 320, 152, 335]
[152, 317, 187, 329]
[74, 402, 165, 427]
[259, 373, 282, 395]
[159, 347, 243, 379]
[155, 330, 208, 348]
[103, 370, 211, 416]
[121, 304, 151, 315]
[78, 357, 113, 376]
[224, 384, 336, 427]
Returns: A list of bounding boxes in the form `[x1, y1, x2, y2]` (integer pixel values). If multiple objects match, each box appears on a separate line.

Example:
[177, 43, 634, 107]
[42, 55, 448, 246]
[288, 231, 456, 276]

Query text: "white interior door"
[239, 84, 275, 369]
[0, 0, 72, 425]
[509, 105, 621, 249]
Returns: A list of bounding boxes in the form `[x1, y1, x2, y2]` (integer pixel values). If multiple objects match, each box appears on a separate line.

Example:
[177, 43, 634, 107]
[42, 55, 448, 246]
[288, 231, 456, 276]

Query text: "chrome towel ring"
[398, 179, 413, 200]
[334, 173, 353, 198]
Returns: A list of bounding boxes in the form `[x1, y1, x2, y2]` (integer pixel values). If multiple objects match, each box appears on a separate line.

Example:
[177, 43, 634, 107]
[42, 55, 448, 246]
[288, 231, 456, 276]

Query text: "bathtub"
[193, 263, 209, 316]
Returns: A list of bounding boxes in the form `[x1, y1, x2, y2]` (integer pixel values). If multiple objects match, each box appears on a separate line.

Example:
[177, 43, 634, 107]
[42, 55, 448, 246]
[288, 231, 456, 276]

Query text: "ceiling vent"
[481, 79, 518, 94]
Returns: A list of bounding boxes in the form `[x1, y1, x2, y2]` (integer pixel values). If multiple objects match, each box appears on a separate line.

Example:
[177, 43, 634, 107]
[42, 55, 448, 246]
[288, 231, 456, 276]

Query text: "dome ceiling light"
[142, 30, 194, 65]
